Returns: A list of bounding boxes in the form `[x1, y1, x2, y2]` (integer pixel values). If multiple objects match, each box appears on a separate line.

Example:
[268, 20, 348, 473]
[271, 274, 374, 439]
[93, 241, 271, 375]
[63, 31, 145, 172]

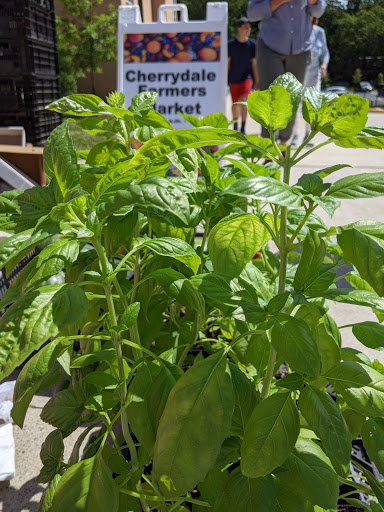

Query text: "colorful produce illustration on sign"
[123, 32, 221, 63]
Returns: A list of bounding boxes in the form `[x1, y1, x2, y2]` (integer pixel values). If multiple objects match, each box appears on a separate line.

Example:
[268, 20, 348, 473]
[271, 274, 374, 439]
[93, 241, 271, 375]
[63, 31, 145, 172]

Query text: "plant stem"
[93, 238, 149, 512]
[261, 151, 291, 400]
[292, 139, 333, 165]
[285, 203, 315, 252]
[199, 193, 214, 274]
[130, 223, 143, 362]
[177, 312, 200, 367]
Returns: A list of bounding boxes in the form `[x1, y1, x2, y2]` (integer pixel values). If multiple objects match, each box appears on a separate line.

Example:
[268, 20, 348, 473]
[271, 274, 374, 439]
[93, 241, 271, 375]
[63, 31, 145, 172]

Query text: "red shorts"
[229, 79, 253, 102]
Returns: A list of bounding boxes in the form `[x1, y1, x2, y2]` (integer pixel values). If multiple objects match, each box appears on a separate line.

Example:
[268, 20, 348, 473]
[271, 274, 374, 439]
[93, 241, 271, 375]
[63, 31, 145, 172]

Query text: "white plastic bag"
[0, 381, 16, 481]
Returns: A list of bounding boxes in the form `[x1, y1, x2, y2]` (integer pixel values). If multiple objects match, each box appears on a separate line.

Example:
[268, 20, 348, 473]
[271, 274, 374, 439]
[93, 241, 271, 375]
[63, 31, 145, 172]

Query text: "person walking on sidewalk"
[302, 16, 329, 144]
[228, 17, 258, 135]
[247, 0, 326, 144]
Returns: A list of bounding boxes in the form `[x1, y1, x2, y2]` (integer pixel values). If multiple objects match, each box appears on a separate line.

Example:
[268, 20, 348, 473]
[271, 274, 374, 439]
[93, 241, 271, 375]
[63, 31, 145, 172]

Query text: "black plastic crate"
[0, 38, 58, 78]
[0, 109, 61, 147]
[0, 76, 60, 112]
[0, 4, 56, 45]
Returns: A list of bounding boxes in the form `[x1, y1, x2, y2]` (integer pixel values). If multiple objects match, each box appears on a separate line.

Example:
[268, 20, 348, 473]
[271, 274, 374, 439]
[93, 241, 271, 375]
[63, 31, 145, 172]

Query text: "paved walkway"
[0, 102, 383, 512]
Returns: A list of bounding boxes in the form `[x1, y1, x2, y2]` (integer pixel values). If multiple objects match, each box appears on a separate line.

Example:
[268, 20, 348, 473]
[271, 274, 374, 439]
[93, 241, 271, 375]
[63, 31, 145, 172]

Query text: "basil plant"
[1, 73, 384, 512]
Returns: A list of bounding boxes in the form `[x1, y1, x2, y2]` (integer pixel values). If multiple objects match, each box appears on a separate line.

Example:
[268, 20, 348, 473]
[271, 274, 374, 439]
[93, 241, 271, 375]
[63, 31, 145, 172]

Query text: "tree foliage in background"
[352, 67, 362, 85]
[320, 0, 384, 83]
[182, 0, 258, 40]
[56, 0, 117, 96]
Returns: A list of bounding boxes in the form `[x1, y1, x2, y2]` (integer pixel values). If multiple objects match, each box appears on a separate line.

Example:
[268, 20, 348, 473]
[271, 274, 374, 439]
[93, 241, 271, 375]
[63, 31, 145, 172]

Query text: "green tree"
[377, 72, 384, 87]
[56, 0, 117, 95]
[321, 0, 384, 83]
[182, 0, 258, 39]
[353, 67, 362, 85]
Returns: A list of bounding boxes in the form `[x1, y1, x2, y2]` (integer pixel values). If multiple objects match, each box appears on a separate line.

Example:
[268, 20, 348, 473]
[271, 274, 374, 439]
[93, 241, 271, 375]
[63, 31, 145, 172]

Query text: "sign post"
[117, 3, 228, 128]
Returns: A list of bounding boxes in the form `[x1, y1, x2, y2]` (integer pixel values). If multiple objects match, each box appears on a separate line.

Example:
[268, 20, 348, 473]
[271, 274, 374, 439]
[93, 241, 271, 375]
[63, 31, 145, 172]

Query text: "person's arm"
[319, 30, 329, 78]
[307, 0, 326, 18]
[247, 0, 290, 22]
[251, 58, 259, 90]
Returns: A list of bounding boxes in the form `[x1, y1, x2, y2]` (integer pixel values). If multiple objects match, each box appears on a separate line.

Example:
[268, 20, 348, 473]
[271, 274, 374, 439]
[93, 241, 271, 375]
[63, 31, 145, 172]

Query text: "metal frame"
[0, 156, 38, 190]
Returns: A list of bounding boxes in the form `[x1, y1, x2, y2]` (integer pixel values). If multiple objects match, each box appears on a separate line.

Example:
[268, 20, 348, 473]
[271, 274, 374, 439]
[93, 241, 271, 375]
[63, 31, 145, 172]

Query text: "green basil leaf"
[89, 128, 265, 205]
[334, 133, 384, 150]
[272, 72, 303, 114]
[232, 330, 270, 376]
[239, 262, 274, 303]
[41, 389, 85, 432]
[11, 339, 66, 428]
[104, 210, 137, 256]
[326, 361, 384, 417]
[47, 94, 111, 116]
[43, 121, 80, 201]
[215, 436, 241, 469]
[0, 229, 50, 276]
[136, 237, 200, 274]
[213, 468, 275, 512]
[86, 140, 128, 168]
[320, 288, 384, 311]
[197, 467, 228, 507]
[293, 230, 325, 293]
[37, 473, 62, 512]
[26, 239, 79, 291]
[287, 209, 327, 237]
[51, 452, 119, 512]
[295, 304, 340, 374]
[298, 386, 351, 465]
[270, 314, 321, 378]
[153, 351, 234, 498]
[275, 373, 304, 391]
[359, 466, 384, 508]
[0, 284, 88, 380]
[314, 164, 352, 180]
[148, 268, 205, 318]
[361, 418, 384, 475]
[337, 221, 384, 296]
[247, 86, 293, 131]
[70, 350, 116, 368]
[345, 498, 373, 512]
[208, 214, 270, 277]
[274, 479, 313, 512]
[229, 363, 258, 436]
[37, 430, 64, 483]
[167, 148, 198, 189]
[223, 177, 302, 208]
[151, 216, 193, 242]
[120, 302, 140, 330]
[126, 360, 182, 455]
[241, 391, 299, 478]
[129, 91, 158, 114]
[105, 177, 191, 227]
[276, 438, 338, 510]
[352, 321, 384, 351]
[304, 92, 368, 138]
[326, 172, 384, 199]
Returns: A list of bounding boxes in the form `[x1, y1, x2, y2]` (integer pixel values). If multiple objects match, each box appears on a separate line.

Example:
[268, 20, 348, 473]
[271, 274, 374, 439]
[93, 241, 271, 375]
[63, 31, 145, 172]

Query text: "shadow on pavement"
[0, 478, 45, 512]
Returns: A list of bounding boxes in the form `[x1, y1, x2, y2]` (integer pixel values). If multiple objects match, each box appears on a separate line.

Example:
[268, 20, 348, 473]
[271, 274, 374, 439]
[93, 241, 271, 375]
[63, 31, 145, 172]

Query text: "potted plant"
[0, 74, 384, 511]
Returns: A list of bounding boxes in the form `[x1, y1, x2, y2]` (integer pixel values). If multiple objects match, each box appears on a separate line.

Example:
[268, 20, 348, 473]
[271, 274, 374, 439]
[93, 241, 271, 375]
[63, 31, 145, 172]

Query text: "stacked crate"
[0, 0, 61, 146]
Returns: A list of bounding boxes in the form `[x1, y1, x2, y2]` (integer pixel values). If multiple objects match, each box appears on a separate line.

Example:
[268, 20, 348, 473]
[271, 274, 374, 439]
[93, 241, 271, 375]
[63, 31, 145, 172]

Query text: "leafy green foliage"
[2, 77, 384, 511]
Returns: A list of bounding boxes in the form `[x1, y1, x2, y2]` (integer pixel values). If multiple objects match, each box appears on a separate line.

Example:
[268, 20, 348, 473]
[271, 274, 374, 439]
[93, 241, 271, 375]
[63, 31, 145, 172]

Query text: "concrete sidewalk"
[0, 103, 383, 512]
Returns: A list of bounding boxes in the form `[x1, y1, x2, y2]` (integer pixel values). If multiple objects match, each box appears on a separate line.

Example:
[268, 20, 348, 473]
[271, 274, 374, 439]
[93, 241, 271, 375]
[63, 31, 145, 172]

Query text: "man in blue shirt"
[228, 18, 258, 134]
[247, 0, 327, 143]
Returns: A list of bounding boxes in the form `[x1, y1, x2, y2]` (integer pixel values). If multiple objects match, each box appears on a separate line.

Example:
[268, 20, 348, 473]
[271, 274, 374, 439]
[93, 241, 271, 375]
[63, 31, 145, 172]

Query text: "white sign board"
[117, 3, 228, 128]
